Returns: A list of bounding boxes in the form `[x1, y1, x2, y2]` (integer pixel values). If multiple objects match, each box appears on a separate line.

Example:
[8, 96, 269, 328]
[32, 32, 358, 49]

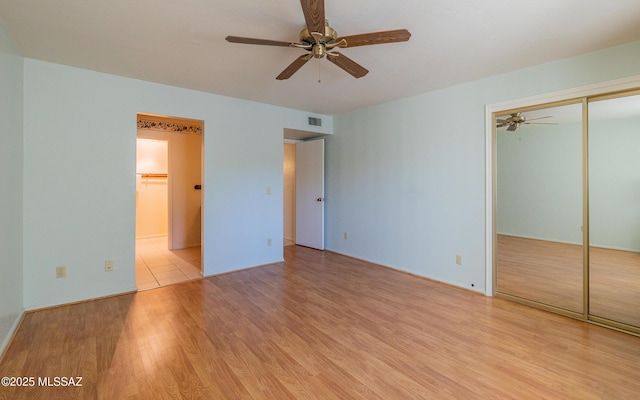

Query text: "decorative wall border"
[137, 117, 203, 135]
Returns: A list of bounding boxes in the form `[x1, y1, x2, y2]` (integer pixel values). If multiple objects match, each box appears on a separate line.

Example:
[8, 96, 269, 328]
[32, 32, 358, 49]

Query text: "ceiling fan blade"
[496, 123, 508, 128]
[524, 122, 558, 125]
[226, 36, 295, 47]
[300, 0, 325, 36]
[276, 54, 313, 80]
[524, 115, 553, 122]
[326, 52, 369, 78]
[507, 125, 518, 132]
[336, 29, 411, 48]
[496, 119, 508, 124]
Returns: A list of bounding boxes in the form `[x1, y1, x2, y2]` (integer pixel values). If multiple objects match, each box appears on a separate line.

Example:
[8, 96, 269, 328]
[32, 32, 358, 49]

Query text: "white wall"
[136, 139, 169, 239]
[0, 16, 24, 354]
[136, 138, 168, 175]
[326, 40, 640, 293]
[136, 175, 169, 238]
[22, 59, 332, 309]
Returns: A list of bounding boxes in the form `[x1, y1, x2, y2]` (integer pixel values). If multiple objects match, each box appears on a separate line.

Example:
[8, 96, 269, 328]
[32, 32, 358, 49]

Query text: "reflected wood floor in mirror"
[2, 245, 639, 399]
[589, 246, 640, 327]
[497, 235, 584, 313]
[497, 234, 640, 327]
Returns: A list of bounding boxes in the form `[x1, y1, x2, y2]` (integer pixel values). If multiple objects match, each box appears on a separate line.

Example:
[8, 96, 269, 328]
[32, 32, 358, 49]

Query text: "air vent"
[308, 117, 322, 127]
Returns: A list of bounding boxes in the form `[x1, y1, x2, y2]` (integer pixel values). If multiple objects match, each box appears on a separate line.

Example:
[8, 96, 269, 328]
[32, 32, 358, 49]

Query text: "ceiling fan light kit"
[225, 0, 411, 80]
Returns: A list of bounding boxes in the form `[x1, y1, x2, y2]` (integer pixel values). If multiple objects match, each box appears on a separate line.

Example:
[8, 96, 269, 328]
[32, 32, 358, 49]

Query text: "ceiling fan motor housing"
[301, 21, 337, 59]
[300, 21, 337, 45]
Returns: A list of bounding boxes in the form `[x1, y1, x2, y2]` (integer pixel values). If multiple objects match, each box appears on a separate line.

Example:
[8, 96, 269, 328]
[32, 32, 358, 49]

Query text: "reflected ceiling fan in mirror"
[225, 0, 411, 80]
[497, 113, 558, 131]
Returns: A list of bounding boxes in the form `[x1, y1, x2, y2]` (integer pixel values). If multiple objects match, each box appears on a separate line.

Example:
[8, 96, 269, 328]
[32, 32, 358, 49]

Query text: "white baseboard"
[0, 309, 25, 362]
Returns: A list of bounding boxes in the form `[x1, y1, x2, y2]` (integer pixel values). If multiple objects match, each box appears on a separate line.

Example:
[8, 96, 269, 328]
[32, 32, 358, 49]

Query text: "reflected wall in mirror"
[588, 94, 640, 328]
[495, 103, 584, 313]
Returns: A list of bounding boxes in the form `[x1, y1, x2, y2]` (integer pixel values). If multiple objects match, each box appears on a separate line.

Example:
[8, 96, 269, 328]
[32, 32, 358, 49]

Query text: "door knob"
[316, 197, 323, 202]
[194, 185, 202, 190]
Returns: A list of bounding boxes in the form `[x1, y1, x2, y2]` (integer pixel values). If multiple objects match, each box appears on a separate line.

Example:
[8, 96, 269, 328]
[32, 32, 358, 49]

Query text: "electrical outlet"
[266, 186, 271, 195]
[267, 238, 272, 246]
[343, 232, 348, 240]
[56, 266, 66, 278]
[456, 255, 463, 265]
[104, 260, 114, 272]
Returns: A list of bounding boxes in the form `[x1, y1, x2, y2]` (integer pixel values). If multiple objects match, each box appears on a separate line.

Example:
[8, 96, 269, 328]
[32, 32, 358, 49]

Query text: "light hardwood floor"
[497, 234, 640, 328]
[1, 245, 639, 399]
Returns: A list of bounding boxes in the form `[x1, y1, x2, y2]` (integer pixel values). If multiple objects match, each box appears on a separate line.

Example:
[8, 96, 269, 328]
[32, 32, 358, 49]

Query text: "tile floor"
[136, 236, 202, 291]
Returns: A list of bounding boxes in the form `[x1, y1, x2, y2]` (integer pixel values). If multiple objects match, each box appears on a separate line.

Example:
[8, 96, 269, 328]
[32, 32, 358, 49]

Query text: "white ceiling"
[2, 0, 640, 115]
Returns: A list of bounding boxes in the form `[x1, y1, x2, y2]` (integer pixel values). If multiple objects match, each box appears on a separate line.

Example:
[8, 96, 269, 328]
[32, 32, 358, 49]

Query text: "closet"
[136, 138, 169, 239]
[494, 90, 640, 335]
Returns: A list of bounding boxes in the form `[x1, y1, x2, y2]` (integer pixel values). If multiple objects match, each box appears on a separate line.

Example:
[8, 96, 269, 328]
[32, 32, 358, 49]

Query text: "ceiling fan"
[497, 113, 558, 131]
[225, 0, 411, 80]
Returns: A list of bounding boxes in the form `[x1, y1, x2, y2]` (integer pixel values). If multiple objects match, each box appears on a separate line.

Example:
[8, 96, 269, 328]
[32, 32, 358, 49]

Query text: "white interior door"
[295, 139, 325, 250]
[169, 134, 202, 250]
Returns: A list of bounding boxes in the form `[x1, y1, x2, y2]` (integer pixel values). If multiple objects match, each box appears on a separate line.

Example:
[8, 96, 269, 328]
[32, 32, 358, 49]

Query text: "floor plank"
[1, 245, 639, 399]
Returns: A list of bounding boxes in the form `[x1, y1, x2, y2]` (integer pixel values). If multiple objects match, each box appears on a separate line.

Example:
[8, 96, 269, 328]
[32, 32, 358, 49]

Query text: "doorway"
[283, 128, 328, 250]
[135, 113, 203, 290]
[283, 133, 327, 251]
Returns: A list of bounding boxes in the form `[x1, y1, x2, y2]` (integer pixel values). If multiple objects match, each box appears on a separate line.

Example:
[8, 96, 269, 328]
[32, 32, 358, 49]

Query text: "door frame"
[135, 113, 204, 269]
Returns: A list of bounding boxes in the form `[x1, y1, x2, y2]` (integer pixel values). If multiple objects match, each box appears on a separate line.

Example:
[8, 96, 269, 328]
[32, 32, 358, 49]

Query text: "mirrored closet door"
[495, 91, 640, 335]
[495, 102, 584, 315]
[588, 93, 640, 330]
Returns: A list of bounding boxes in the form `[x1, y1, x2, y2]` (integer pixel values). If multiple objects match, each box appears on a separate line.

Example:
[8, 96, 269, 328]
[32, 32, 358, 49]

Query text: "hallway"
[135, 236, 202, 290]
